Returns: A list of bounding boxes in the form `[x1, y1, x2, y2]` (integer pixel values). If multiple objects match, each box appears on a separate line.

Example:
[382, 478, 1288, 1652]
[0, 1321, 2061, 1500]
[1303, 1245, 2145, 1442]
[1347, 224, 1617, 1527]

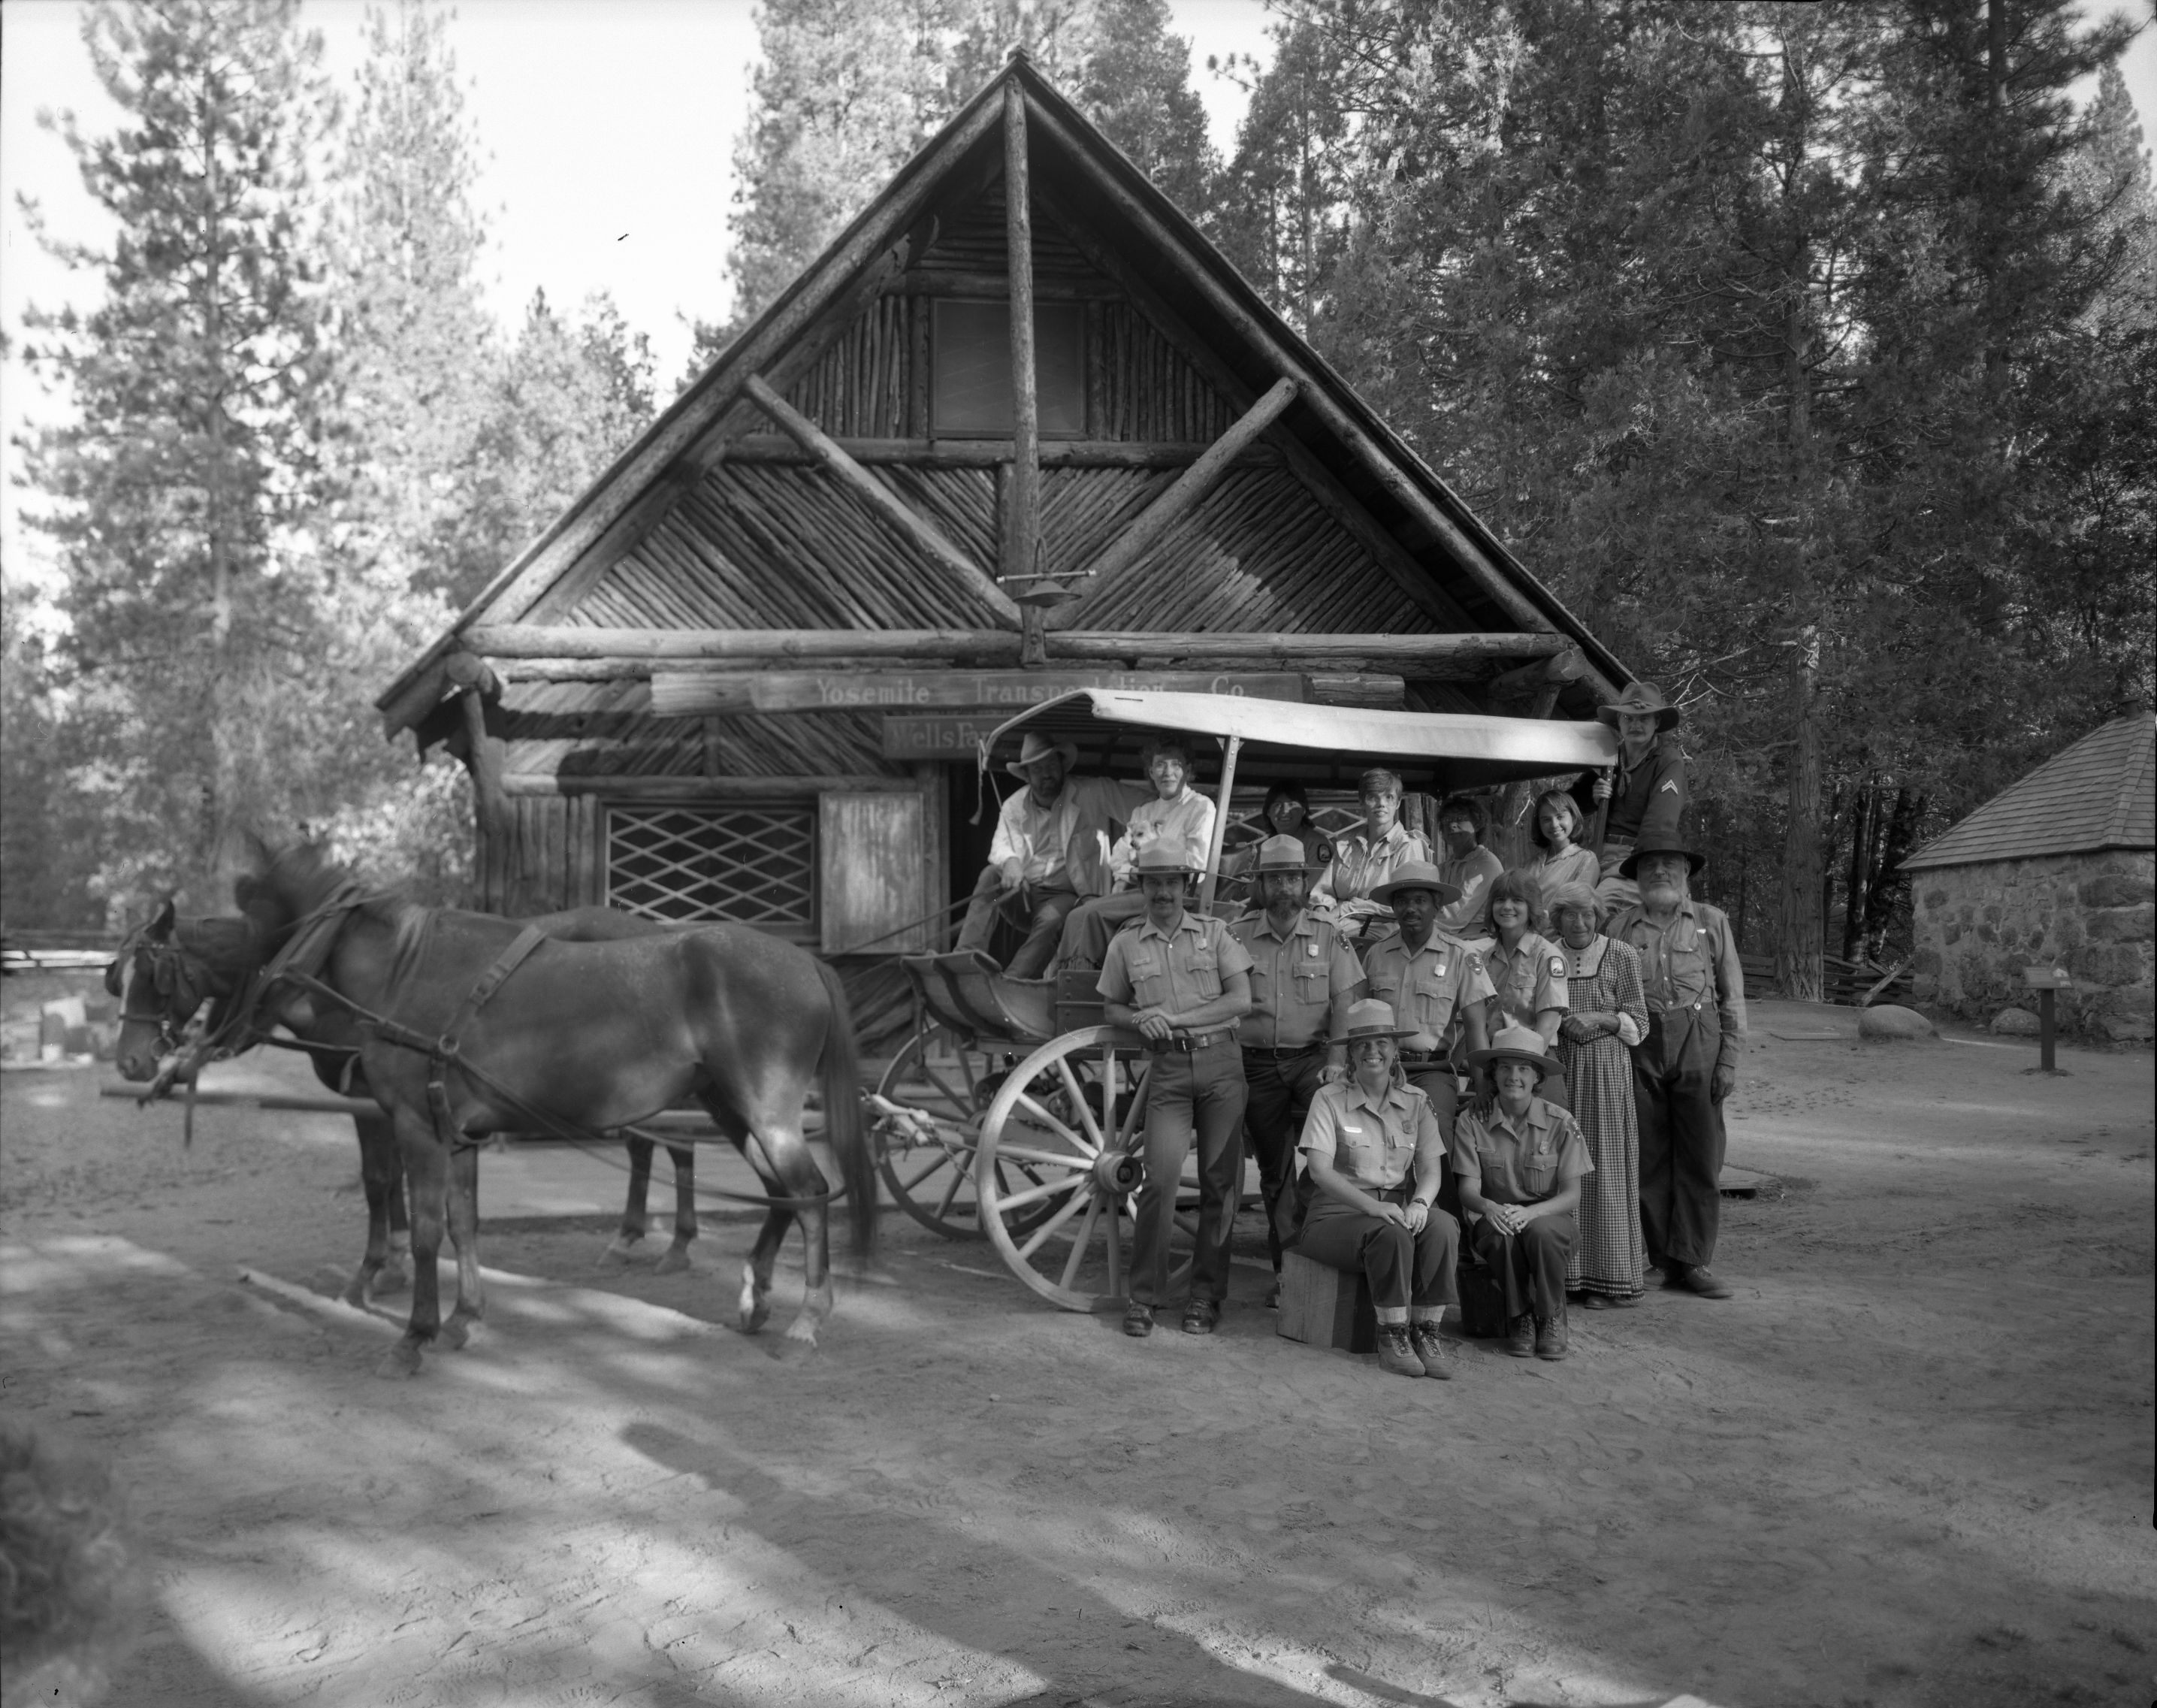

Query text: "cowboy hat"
[1249, 833, 1328, 876]
[1596, 682, 1681, 731]
[1367, 860, 1464, 908]
[1339, 997, 1421, 1044]
[1470, 1024, 1561, 1076]
[1134, 842, 1201, 881]
[1005, 731, 1080, 779]
[1617, 842, 1708, 880]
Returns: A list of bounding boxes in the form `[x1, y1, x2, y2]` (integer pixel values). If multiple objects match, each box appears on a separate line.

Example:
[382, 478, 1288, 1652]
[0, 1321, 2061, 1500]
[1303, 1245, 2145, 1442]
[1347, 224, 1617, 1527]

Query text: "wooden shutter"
[820, 791, 929, 954]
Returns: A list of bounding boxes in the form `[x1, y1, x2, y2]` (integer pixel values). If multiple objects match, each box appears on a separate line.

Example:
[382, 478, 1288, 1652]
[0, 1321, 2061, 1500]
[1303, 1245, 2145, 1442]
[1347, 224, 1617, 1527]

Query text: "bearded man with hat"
[959, 731, 1153, 978]
[1569, 682, 1689, 913]
[1229, 834, 1367, 1292]
[1607, 843, 1747, 1300]
[1297, 998, 1464, 1379]
[1359, 862, 1495, 1177]
[1098, 842, 1255, 1338]
[1454, 1026, 1594, 1360]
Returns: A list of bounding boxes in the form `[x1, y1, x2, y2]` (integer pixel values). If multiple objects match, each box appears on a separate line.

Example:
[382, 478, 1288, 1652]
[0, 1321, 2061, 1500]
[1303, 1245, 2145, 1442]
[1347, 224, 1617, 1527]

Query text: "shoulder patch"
[1549, 955, 1566, 977]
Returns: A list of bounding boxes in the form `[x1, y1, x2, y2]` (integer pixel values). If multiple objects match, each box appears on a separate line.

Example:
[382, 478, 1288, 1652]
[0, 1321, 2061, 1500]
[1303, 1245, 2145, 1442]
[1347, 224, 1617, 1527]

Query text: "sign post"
[2021, 965, 2072, 1072]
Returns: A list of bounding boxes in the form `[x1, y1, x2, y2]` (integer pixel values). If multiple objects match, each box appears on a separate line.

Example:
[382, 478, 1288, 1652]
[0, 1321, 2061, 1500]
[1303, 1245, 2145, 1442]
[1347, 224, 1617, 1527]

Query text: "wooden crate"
[1276, 1251, 1376, 1353]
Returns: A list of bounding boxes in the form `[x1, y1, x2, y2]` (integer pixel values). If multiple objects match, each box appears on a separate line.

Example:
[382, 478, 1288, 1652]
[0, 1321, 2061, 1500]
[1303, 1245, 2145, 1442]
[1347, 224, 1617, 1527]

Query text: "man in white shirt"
[956, 732, 1148, 978]
[1053, 739, 1216, 972]
[1310, 769, 1430, 939]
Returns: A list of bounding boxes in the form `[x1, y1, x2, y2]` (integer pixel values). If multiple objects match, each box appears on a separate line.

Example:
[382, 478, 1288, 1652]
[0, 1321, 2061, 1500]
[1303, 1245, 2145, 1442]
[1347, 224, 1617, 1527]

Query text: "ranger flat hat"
[1469, 1023, 1561, 1076]
[1134, 842, 1201, 880]
[1251, 833, 1328, 876]
[1005, 731, 1080, 779]
[1617, 842, 1708, 880]
[1597, 682, 1681, 731]
[1367, 860, 1464, 908]
[1340, 997, 1421, 1043]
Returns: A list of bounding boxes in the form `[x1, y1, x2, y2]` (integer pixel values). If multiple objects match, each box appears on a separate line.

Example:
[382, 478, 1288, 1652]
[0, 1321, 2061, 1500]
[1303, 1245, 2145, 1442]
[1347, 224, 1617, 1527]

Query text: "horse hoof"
[654, 1246, 693, 1276]
[376, 1343, 423, 1378]
[373, 1264, 410, 1296]
[739, 1301, 771, 1335]
[599, 1237, 642, 1268]
[439, 1315, 479, 1351]
[342, 1274, 372, 1308]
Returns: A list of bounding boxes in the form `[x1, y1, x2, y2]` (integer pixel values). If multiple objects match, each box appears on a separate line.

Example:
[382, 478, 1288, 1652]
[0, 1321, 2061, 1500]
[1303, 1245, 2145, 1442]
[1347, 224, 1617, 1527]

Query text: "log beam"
[1076, 376, 1299, 588]
[1004, 82, 1045, 664]
[885, 268, 1119, 300]
[744, 373, 1023, 628]
[1485, 645, 1585, 701]
[720, 435, 1282, 470]
[465, 625, 1570, 667]
[503, 774, 914, 800]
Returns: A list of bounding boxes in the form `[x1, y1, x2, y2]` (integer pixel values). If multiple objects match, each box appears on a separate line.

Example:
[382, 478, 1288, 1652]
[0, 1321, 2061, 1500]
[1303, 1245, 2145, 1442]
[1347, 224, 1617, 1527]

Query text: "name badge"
[1307, 940, 1319, 957]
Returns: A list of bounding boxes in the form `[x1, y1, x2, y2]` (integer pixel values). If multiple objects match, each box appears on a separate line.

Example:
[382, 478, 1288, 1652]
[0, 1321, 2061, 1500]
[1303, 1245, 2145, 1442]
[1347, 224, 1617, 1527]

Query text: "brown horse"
[116, 842, 872, 1374]
[112, 902, 714, 1305]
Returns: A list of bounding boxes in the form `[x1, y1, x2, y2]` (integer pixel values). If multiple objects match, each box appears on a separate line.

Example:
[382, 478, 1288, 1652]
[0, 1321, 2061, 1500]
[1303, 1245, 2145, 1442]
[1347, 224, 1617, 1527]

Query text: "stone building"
[1905, 713, 2154, 1041]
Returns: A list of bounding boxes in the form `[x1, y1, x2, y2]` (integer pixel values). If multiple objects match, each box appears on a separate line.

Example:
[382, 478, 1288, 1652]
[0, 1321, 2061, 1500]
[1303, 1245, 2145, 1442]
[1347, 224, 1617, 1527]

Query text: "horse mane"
[171, 917, 262, 984]
[243, 842, 433, 982]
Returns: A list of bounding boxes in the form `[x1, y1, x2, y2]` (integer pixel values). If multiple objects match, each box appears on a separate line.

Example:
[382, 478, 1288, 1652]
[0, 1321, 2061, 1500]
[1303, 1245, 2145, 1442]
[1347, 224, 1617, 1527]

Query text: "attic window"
[932, 298, 1084, 437]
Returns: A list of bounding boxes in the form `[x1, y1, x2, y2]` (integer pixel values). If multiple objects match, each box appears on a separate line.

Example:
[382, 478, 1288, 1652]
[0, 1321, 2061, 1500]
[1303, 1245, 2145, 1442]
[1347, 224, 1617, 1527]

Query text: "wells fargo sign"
[651, 669, 1305, 721]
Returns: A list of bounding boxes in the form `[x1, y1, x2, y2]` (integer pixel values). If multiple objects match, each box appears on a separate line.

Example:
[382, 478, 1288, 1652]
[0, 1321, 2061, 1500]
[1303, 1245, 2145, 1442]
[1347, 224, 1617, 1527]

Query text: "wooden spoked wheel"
[974, 1026, 1201, 1313]
[873, 1026, 1055, 1238]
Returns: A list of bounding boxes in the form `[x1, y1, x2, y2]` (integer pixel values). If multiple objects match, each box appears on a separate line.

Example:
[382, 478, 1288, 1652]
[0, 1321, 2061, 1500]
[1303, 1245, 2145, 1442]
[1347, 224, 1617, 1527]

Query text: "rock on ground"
[1859, 1002, 1937, 1039]
[1990, 1006, 2042, 1036]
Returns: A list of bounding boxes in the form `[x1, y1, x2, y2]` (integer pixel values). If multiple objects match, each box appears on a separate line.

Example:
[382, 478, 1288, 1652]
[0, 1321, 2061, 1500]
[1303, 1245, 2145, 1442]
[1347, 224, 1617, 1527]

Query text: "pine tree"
[19, 0, 339, 903]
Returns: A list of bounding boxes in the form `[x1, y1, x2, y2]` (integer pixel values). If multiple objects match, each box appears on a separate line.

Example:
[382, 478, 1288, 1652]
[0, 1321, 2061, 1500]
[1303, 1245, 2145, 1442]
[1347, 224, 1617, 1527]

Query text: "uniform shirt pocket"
[1189, 944, 1222, 999]
[1127, 948, 1168, 1007]
[1521, 1144, 1558, 1197]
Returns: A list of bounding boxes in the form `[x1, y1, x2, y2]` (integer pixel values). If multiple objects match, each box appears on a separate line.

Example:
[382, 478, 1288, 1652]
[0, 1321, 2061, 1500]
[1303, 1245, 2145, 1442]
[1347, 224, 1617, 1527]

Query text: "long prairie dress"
[1555, 933, 1649, 1298]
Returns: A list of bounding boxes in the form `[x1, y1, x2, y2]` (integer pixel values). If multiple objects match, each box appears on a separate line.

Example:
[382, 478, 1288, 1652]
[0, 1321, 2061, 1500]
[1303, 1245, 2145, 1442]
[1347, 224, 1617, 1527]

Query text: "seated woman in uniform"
[1295, 998, 1462, 1381]
[1453, 1026, 1592, 1362]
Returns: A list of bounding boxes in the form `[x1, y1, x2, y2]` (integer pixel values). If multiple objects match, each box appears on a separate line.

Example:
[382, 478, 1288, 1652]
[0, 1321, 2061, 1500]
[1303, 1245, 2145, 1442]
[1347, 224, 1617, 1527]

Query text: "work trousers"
[1298, 1191, 1458, 1323]
[955, 867, 1081, 979]
[1240, 1048, 1326, 1270]
[1633, 1005, 1725, 1269]
[1470, 1211, 1577, 1325]
[1594, 843, 1641, 915]
[1056, 888, 1149, 971]
[1129, 1040, 1247, 1308]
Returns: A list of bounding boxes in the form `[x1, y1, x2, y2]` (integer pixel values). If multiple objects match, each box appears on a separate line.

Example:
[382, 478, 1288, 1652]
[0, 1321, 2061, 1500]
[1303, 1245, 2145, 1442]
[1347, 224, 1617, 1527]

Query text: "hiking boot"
[1673, 1265, 1733, 1299]
[1181, 1298, 1219, 1335]
[1505, 1313, 1536, 1358]
[1409, 1323, 1455, 1380]
[1122, 1301, 1154, 1338]
[1535, 1312, 1571, 1361]
[1376, 1326, 1424, 1378]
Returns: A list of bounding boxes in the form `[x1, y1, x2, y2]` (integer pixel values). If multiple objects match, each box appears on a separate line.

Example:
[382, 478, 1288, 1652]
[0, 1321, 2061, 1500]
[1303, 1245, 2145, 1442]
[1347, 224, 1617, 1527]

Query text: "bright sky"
[3, 0, 2152, 594]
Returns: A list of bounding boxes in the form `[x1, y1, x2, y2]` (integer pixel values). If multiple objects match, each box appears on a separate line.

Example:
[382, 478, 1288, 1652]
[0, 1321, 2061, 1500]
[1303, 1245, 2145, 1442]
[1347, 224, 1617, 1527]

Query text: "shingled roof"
[1902, 714, 2156, 872]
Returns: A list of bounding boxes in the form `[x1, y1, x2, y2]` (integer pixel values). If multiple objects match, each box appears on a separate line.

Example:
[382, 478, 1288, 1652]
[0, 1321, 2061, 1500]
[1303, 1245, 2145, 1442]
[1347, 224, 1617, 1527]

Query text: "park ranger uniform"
[1298, 1075, 1460, 1329]
[1480, 929, 1573, 1108]
[1361, 927, 1496, 1138]
[1607, 890, 1746, 1274]
[1098, 908, 1254, 1313]
[1231, 902, 1364, 1272]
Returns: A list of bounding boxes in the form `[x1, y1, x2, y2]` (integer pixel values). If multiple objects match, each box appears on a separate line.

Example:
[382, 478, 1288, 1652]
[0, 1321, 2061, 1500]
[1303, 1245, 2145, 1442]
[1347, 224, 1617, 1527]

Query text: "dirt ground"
[2, 976, 2152, 1708]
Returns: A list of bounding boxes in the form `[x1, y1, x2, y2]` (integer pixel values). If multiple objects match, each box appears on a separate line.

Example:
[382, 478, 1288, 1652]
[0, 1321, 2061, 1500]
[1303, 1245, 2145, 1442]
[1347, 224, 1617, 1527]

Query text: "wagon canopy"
[984, 688, 1617, 791]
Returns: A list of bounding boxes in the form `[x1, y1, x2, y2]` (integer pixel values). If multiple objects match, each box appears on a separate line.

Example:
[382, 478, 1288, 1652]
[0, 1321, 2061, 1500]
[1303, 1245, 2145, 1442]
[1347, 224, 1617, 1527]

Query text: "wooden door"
[820, 792, 930, 955]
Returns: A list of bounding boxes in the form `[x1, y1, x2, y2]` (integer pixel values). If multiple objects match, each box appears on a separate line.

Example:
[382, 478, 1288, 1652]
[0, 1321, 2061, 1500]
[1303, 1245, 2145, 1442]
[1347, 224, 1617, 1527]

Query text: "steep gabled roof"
[1903, 715, 2156, 872]
[376, 53, 1630, 736]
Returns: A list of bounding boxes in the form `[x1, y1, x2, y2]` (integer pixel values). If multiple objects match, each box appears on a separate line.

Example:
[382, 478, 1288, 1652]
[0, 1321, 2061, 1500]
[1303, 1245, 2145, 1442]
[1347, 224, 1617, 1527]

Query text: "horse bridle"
[107, 928, 215, 1057]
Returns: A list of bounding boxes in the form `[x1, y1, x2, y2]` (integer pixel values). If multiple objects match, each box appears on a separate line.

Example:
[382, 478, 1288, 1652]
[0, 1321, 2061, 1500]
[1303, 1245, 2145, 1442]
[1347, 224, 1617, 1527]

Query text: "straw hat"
[1366, 860, 1464, 908]
[1616, 842, 1708, 881]
[1339, 997, 1420, 1044]
[1469, 1024, 1561, 1076]
[1249, 833, 1328, 877]
[1005, 730, 1079, 779]
[1596, 682, 1681, 731]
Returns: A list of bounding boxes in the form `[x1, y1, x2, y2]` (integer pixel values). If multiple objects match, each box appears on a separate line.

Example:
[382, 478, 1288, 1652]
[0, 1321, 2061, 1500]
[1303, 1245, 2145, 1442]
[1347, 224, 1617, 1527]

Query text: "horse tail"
[814, 958, 876, 1258]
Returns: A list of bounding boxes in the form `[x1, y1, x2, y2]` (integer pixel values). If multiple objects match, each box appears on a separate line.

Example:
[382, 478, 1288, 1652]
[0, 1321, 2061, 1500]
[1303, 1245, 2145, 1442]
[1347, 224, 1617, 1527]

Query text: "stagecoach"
[874, 689, 1616, 1312]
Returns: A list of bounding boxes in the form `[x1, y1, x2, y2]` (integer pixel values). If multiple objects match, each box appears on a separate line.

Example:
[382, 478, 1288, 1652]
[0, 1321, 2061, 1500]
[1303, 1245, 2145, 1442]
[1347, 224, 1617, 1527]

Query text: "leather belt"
[1149, 1029, 1237, 1054]
[1241, 1042, 1319, 1060]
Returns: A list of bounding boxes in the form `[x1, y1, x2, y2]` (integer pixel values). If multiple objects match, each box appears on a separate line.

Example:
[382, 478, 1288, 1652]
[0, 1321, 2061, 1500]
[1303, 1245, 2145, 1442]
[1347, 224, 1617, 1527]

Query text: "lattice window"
[606, 803, 817, 929]
[1218, 790, 1367, 855]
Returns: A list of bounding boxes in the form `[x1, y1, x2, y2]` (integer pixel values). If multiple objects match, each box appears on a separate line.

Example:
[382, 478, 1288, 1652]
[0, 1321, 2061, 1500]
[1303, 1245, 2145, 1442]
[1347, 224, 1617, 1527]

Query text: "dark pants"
[1056, 889, 1148, 971]
[956, 867, 1080, 979]
[1241, 1048, 1325, 1271]
[1634, 1007, 1725, 1269]
[1471, 1211, 1576, 1324]
[1130, 1040, 1248, 1308]
[1298, 1190, 1458, 1320]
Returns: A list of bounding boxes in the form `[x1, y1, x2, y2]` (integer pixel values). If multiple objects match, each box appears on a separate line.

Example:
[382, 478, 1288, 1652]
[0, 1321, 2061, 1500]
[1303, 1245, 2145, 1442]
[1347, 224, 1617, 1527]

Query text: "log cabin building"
[377, 53, 1634, 1044]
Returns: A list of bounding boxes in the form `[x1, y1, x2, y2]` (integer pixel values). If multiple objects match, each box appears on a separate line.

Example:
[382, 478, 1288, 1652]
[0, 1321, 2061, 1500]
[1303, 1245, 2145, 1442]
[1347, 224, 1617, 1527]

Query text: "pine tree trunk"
[1841, 780, 1873, 962]
[1776, 625, 1825, 1001]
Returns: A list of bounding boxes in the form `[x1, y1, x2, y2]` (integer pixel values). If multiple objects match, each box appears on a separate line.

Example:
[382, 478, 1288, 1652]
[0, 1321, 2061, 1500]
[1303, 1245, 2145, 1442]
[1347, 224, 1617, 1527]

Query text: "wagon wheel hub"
[1090, 1148, 1143, 1196]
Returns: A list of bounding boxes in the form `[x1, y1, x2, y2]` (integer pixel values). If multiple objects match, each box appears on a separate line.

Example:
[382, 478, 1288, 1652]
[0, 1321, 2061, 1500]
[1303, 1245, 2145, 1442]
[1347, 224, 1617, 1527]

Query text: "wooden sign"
[882, 714, 1010, 760]
[652, 669, 1306, 720]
